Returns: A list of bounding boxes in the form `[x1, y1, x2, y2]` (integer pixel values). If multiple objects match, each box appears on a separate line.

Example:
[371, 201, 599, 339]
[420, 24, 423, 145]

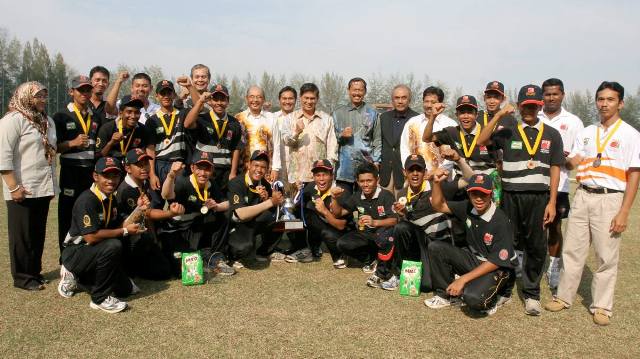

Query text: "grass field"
[0, 194, 639, 359]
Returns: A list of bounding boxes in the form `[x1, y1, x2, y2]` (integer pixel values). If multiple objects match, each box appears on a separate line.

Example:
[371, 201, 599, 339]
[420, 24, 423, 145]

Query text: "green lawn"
[0, 194, 639, 358]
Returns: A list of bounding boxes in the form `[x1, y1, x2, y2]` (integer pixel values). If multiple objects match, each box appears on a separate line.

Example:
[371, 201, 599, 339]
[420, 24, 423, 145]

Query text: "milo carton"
[399, 260, 422, 296]
[181, 251, 204, 286]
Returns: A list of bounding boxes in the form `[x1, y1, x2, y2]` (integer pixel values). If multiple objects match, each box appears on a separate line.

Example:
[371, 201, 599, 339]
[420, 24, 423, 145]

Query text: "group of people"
[1, 64, 637, 325]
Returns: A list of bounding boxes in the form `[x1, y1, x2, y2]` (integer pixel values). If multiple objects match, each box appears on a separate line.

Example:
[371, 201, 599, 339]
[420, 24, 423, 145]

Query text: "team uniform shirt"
[235, 109, 275, 165]
[476, 110, 517, 128]
[434, 124, 498, 175]
[115, 175, 150, 216]
[539, 108, 584, 193]
[166, 175, 226, 230]
[400, 113, 457, 171]
[145, 109, 187, 161]
[227, 173, 272, 222]
[570, 119, 640, 191]
[96, 118, 148, 160]
[447, 200, 516, 268]
[397, 181, 453, 241]
[89, 99, 114, 123]
[64, 184, 122, 245]
[191, 111, 243, 167]
[116, 99, 160, 125]
[338, 187, 397, 234]
[54, 103, 100, 167]
[493, 119, 565, 192]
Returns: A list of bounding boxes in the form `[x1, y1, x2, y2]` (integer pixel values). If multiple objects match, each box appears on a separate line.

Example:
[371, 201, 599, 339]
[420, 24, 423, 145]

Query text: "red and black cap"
[466, 173, 493, 194]
[311, 159, 334, 173]
[456, 95, 478, 110]
[69, 75, 93, 90]
[210, 84, 229, 97]
[119, 95, 145, 110]
[250, 150, 270, 164]
[95, 156, 122, 174]
[125, 148, 152, 165]
[191, 150, 214, 166]
[517, 84, 544, 106]
[484, 81, 505, 96]
[155, 79, 175, 94]
[404, 154, 426, 170]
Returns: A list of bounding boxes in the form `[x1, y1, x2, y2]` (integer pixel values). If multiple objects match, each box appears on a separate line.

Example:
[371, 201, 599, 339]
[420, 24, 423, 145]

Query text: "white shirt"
[400, 113, 457, 171]
[539, 107, 584, 192]
[271, 110, 296, 182]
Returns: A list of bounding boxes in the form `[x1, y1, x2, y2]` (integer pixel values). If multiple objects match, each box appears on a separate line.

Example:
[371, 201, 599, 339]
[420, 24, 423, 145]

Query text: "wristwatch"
[122, 227, 129, 237]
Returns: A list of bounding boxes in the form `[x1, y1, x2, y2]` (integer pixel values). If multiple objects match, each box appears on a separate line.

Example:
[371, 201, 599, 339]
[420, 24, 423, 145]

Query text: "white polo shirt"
[539, 107, 584, 192]
[400, 113, 457, 171]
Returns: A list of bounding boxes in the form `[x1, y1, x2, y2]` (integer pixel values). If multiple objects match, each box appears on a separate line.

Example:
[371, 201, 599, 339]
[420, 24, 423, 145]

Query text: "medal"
[527, 159, 537, 169]
[459, 124, 480, 158]
[398, 197, 407, 206]
[190, 174, 210, 212]
[157, 110, 177, 146]
[517, 122, 544, 170]
[163, 138, 171, 146]
[72, 103, 92, 135]
[91, 184, 113, 227]
[200, 206, 209, 214]
[594, 119, 622, 169]
[210, 111, 228, 144]
[593, 154, 602, 168]
[117, 119, 135, 155]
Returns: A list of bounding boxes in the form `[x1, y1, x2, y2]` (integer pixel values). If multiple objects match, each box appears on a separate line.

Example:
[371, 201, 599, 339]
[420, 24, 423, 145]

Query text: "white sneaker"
[129, 278, 141, 295]
[496, 295, 512, 307]
[57, 265, 77, 298]
[333, 258, 346, 269]
[232, 261, 244, 269]
[524, 298, 542, 316]
[424, 295, 452, 309]
[362, 260, 377, 274]
[90, 296, 128, 313]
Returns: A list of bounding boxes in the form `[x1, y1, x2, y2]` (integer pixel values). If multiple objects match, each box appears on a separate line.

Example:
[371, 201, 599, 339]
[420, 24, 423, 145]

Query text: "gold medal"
[157, 110, 177, 146]
[594, 119, 622, 169]
[163, 138, 171, 146]
[593, 155, 602, 168]
[527, 160, 537, 169]
[209, 111, 228, 144]
[190, 174, 209, 212]
[398, 197, 407, 206]
[517, 122, 544, 170]
[200, 206, 209, 214]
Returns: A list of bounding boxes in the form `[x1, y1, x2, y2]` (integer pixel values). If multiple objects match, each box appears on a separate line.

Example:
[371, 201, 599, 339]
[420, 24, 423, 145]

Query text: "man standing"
[88, 66, 113, 123]
[235, 86, 274, 169]
[271, 86, 298, 183]
[538, 78, 584, 289]
[374, 85, 419, 197]
[107, 73, 160, 125]
[545, 81, 640, 326]
[332, 77, 379, 195]
[477, 81, 516, 127]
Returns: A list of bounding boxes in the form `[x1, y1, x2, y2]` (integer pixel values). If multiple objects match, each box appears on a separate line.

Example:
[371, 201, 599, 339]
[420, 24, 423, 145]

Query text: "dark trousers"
[228, 211, 281, 262]
[212, 165, 232, 195]
[337, 228, 394, 279]
[305, 211, 343, 261]
[428, 241, 511, 310]
[6, 197, 52, 289]
[61, 238, 132, 304]
[122, 233, 173, 280]
[150, 159, 174, 209]
[58, 165, 94, 253]
[336, 180, 356, 198]
[393, 221, 434, 291]
[501, 191, 549, 300]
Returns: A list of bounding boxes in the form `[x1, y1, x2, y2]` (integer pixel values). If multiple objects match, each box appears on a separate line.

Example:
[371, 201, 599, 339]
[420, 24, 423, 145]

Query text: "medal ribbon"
[407, 181, 427, 203]
[72, 103, 92, 135]
[91, 185, 113, 227]
[190, 174, 209, 204]
[596, 119, 622, 156]
[209, 111, 228, 141]
[517, 122, 544, 159]
[316, 187, 331, 201]
[483, 111, 488, 126]
[157, 110, 177, 139]
[245, 173, 260, 193]
[459, 124, 481, 158]
[117, 118, 135, 155]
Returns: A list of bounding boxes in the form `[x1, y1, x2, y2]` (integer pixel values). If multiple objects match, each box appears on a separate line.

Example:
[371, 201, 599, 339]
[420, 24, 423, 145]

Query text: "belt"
[579, 184, 623, 194]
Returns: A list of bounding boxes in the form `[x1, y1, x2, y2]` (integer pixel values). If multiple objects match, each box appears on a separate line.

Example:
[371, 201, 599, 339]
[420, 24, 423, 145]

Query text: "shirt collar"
[360, 186, 382, 200]
[349, 102, 365, 111]
[462, 122, 479, 135]
[393, 109, 410, 119]
[538, 107, 567, 121]
[296, 110, 321, 120]
[67, 102, 93, 116]
[157, 108, 180, 117]
[519, 118, 543, 129]
[471, 202, 497, 222]
[90, 183, 109, 200]
[124, 174, 139, 188]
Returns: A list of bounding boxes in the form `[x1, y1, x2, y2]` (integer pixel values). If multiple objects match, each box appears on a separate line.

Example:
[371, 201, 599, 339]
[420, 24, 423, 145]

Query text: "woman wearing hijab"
[0, 81, 57, 291]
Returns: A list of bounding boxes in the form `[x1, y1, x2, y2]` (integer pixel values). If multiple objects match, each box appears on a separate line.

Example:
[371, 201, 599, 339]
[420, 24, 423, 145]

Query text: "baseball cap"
[125, 148, 152, 165]
[250, 150, 270, 164]
[95, 156, 122, 174]
[311, 159, 334, 173]
[119, 95, 145, 110]
[69, 75, 93, 90]
[466, 173, 493, 194]
[191, 150, 214, 166]
[210, 84, 229, 97]
[484, 81, 505, 96]
[155, 80, 175, 94]
[517, 84, 544, 106]
[456, 95, 478, 110]
[404, 154, 426, 170]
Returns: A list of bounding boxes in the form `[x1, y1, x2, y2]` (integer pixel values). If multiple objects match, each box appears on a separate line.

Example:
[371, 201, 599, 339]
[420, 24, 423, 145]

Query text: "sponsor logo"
[233, 194, 240, 204]
[83, 214, 91, 227]
[156, 127, 165, 134]
[66, 122, 76, 130]
[511, 141, 523, 150]
[483, 233, 493, 245]
[188, 195, 197, 202]
[377, 206, 385, 216]
[526, 87, 535, 96]
[63, 188, 75, 197]
[560, 124, 568, 131]
[610, 140, 620, 148]
[541, 140, 551, 150]
[499, 249, 509, 260]
[127, 198, 136, 208]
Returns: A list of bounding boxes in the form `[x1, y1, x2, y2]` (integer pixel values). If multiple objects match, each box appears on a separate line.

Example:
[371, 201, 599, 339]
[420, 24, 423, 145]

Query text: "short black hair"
[422, 86, 445, 102]
[300, 83, 319, 98]
[542, 78, 565, 93]
[132, 72, 152, 84]
[348, 77, 367, 91]
[596, 81, 624, 101]
[278, 86, 297, 99]
[355, 162, 378, 179]
[90, 66, 110, 79]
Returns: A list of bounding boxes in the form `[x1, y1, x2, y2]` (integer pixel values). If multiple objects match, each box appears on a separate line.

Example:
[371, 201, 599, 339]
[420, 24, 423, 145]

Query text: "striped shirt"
[146, 109, 186, 161]
[54, 103, 100, 167]
[398, 182, 452, 241]
[191, 112, 243, 167]
[435, 124, 498, 175]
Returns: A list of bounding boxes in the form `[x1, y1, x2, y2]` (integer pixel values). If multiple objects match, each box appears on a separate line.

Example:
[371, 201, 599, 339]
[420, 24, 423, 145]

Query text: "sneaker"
[495, 295, 512, 308]
[231, 261, 244, 269]
[362, 260, 377, 274]
[424, 295, 453, 309]
[366, 274, 383, 288]
[544, 298, 570, 312]
[285, 248, 313, 263]
[215, 261, 236, 276]
[333, 258, 346, 269]
[381, 275, 399, 291]
[269, 252, 287, 262]
[524, 298, 542, 316]
[483, 305, 498, 316]
[57, 265, 77, 298]
[593, 309, 610, 326]
[89, 296, 128, 313]
[129, 278, 141, 295]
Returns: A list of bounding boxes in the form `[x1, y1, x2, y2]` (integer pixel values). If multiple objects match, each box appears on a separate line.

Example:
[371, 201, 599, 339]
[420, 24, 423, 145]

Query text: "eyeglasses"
[34, 94, 48, 100]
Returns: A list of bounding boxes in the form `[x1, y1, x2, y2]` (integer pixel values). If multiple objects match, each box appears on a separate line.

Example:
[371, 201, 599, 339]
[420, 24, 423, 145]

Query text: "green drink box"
[181, 251, 204, 286]
[399, 260, 422, 296]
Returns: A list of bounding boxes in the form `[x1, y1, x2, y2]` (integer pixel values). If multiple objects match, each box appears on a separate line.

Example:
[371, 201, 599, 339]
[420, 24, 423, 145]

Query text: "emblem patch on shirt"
[96, 138, 101, 147]
[466, 218, 472, 228]
[233, 194, 240, 204]
[357, 206, 365, 214]
[188, 195, 197, 202]
[499, 249, 509, 261]
[83, 215, 91, 228]
[66, 122, 76, 130]
[541, 140, 551, 150]
[510, 141, 523, 150]
[63, 188, 75, 197]
[127, 198, 136, 208]
[207, 127, 214, 134]
[483, 233, 493, 245]
[479, 145, 488, 154]
[377, 206, 385, 216]
[156, 127, 165, 134]
[610, 140, 619, 148]
[560, 124, 568, 131]
[226, 130, 233, 140]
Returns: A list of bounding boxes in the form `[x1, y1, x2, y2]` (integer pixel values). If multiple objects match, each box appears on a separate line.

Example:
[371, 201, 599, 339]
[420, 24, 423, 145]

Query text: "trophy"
[272, 181, 304, 231]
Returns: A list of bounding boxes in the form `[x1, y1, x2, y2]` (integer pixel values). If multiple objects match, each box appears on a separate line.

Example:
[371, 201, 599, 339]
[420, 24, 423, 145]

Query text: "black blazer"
[378, 108, 419, 188]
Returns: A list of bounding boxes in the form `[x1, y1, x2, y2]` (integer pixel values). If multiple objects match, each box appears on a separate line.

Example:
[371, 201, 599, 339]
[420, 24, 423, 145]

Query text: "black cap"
[466, 173, 493, 194]
[95, 156, 122, 174]
[311, 159, 333, 173]
[456, 95, 478, 110]
[119, 95, 145, 110]
[404, 154, 426, 170]
[125, 148, 152, 165]
[210, 84, 229, 97]
[191, 150, 214, 166]
[484, 81, 505, 96]
[517, 84, 544, 106]
[250, 150, 270, 164]
[155, 80, 175, 94]
[69, 75, 93, 90]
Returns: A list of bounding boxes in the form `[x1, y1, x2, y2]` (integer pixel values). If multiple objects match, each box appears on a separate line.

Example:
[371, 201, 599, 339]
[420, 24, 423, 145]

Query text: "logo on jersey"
[560, 124, 568, 131]
[233, 194, 240, 204]
[357, 206, 365, 214]
[483, 233, 493, 245]
[188, 195, 197, 202]
[63, 188, 75, 197]
[541, 140, 551, 150]
[83, 214, 91, 228]
[479, 145, 488, 154]
[499, 249, 509, 261]
[127, 198, 136, 208]
[610, 140, 620, 149]
[510, 141, 523, 150]
[96, 138, 101, 147]
[156, 127, 165, 134]
[66, 122, 76, 130]
[226, 130, 233, 140]
[377, 206, 386, 216]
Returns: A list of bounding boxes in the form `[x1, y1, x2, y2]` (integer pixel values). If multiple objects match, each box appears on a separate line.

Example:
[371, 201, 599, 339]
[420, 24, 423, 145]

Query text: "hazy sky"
[2, 0, 639, 94]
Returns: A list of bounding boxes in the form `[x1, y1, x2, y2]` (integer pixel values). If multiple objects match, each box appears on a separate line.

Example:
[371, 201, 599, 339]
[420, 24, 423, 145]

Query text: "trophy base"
[272, 220, 305, 232]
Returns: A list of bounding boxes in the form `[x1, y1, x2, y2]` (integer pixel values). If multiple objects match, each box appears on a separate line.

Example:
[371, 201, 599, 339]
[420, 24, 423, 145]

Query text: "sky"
[2, 0, 639, 94]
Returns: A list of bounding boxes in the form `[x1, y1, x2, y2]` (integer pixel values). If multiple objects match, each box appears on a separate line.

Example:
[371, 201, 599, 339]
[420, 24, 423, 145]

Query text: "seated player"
[57, 157, 144, 313]
[425, 170, 516, 315]
[160, 150, 234, 276]
[96, 95, 148, 160]
[227, 150, 284, 268]
[333, 162, 398, 287]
